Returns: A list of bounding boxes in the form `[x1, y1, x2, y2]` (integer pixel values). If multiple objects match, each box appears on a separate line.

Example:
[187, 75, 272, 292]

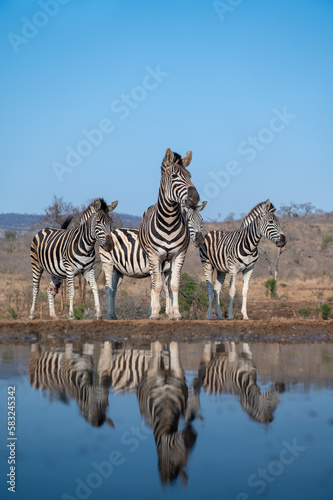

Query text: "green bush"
[7, 307, 18, 320]
[179, 273, 209, 319]
[264, 278, 277, 298]
[298, 307, 311, 317]
[322, 232, 333, 246]
[320, 304, 331, 320]
[74, 302, 84, 320]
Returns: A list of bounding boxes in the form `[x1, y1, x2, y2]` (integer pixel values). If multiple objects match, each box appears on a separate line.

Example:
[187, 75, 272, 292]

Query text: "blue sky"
[1, 0, 333, 220]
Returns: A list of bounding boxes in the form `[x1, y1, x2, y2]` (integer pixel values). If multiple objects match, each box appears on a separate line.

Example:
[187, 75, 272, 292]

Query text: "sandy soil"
[0, 318, 332, 345]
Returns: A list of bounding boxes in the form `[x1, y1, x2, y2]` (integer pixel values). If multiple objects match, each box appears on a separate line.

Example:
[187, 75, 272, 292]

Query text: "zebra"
[98, 341, 151, 393]
[66, 199, 206, 319]
[200, 199, 286, 320]
[29, 198, 118, 320]
[198, 341, 285, 424]
[137, 341, 197, 484]
[28, 343, 114, 428]
[139, 148, 200, 320]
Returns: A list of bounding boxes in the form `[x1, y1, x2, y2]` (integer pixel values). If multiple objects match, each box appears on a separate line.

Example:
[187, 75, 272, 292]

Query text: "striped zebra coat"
[139, 148, 200, 320]
[72, 200, 206, 319]
[29, 343, 114, 428]
[137, 341, 197, 484]
[29, 198, 118, 320]
[198, 342, 285, 424]
[200, 199, 286, 320]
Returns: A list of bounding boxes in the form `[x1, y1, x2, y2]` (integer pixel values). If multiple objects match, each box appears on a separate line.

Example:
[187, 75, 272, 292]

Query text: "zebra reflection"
[198, 342, 284, 424]
[137, 342, 197, 484]
[29, 343, 114, 428]
[98, 341, 198, 484]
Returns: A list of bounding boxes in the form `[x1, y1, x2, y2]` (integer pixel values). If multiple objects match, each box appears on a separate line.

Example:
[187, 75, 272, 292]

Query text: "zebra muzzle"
[186, 187, 200, 208]
[103, 234, 114, 252]
[277, 234, 286, 247]
[194, 233, 204, 248]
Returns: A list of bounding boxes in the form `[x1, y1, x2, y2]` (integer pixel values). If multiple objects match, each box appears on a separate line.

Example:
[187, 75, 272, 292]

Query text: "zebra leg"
[163, 271, 172, 318]
[149, 259, 163, 320]
[29, 267, 43, 320]
[66, 273, 76, 320]
[170, 252, 186, 320]
[214, 271, 225, 320]
[47, 280, 58, 319]
[202, 261, 214, 320]
[228, 272, 237, 320]
[104, 261, 116, 320]
[108, 269, 122, 320]
[241, 266, 254, 320]
[83, 268, 102, 320]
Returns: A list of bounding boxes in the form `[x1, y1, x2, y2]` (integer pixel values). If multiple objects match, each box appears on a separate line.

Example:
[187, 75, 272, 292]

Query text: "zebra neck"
[80, 220, 96, 248]
[242, 219, 262, 250]
[156, 193, 181, 224]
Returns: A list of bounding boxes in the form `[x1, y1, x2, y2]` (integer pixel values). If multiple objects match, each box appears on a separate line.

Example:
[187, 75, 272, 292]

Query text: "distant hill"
[0, 212, 142, 236]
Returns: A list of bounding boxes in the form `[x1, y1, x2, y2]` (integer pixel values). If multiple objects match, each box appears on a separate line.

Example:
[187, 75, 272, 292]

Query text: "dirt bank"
[0, 319, 332, 344]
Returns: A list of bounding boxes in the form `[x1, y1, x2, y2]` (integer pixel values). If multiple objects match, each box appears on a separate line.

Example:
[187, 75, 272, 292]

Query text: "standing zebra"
[29, 343, 114, 428]
[29, 198, 118, 320]
[137, 341, 197, 484]
[200, 199, 286, 320]
[198, 341, 285, 424]
[139, 148, 200, 320]
[72, 200, 206, 319]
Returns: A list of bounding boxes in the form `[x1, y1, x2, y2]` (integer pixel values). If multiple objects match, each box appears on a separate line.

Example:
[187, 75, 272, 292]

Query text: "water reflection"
[28, 343, 114, 428]
[198, 341, 285, 424]
[27, 339, 290, 485]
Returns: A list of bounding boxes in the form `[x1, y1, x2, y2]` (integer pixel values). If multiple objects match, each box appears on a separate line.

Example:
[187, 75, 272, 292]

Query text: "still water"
[1, 338, 333, 500]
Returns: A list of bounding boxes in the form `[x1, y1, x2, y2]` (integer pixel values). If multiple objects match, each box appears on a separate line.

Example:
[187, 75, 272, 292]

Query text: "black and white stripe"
[200, 199, 286, 320]
[29, 198, 118, 320]
[139, 148, 200, 320]
[29, 343, 114, 428]
[137, 341, 197, 484]
[198, 342, 285, 424]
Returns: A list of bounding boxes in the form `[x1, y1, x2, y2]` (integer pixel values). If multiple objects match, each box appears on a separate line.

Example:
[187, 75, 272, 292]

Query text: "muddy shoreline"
[0, 319, 332, 344]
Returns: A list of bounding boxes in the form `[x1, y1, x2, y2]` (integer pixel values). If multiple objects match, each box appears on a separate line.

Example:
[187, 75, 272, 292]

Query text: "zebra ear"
[94, 199, 102, 211]
[265, 199, 275, 213]
[164, 148, 174, 166]
[107, 200, 118, 213]
[182, 151, 192, 168]
[197, 200, 208, 212]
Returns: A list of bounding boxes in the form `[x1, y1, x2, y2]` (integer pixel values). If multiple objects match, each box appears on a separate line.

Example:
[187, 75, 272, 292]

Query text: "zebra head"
[259, 199, 286, 248]
[90, 198, 118, 252]
[161, 148, 200, 208]
[183, 200, 207, 248]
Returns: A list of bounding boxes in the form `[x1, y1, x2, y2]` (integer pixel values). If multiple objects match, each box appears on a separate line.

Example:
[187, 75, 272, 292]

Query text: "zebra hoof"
[28, 315, 34, 321]
[172, 314, 182, 321]
[108, 315, 117, 320]
[149, 315, 160, 320]
[217, 316, 224, 321]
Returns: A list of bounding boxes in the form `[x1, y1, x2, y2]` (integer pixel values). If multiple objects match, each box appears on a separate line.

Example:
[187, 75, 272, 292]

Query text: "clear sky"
[1, 0, 333, 220]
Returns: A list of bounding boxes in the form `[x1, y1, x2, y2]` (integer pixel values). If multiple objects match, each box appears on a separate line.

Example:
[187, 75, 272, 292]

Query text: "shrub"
[322, 232, 333, 246]
[320, 304, 331, 320]
[7, 306, 18, 320]
[74, 302, 84, 320]
[264, 278, 277, 298]
[298, 307, 311, 317]
[179, 273, 209, 319]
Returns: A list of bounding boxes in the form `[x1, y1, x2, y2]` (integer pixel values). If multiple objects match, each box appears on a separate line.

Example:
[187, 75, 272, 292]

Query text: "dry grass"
[0, 213, 332, 320]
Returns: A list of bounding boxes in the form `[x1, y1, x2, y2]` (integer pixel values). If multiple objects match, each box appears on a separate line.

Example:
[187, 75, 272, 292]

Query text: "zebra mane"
[81, 198, 108, 218]
[241, 201, 276, 227]
[161, 152, 183, 172]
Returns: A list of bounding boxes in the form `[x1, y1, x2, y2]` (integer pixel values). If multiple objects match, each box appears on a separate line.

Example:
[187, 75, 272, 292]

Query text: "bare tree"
[259, 242, 288, 280]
